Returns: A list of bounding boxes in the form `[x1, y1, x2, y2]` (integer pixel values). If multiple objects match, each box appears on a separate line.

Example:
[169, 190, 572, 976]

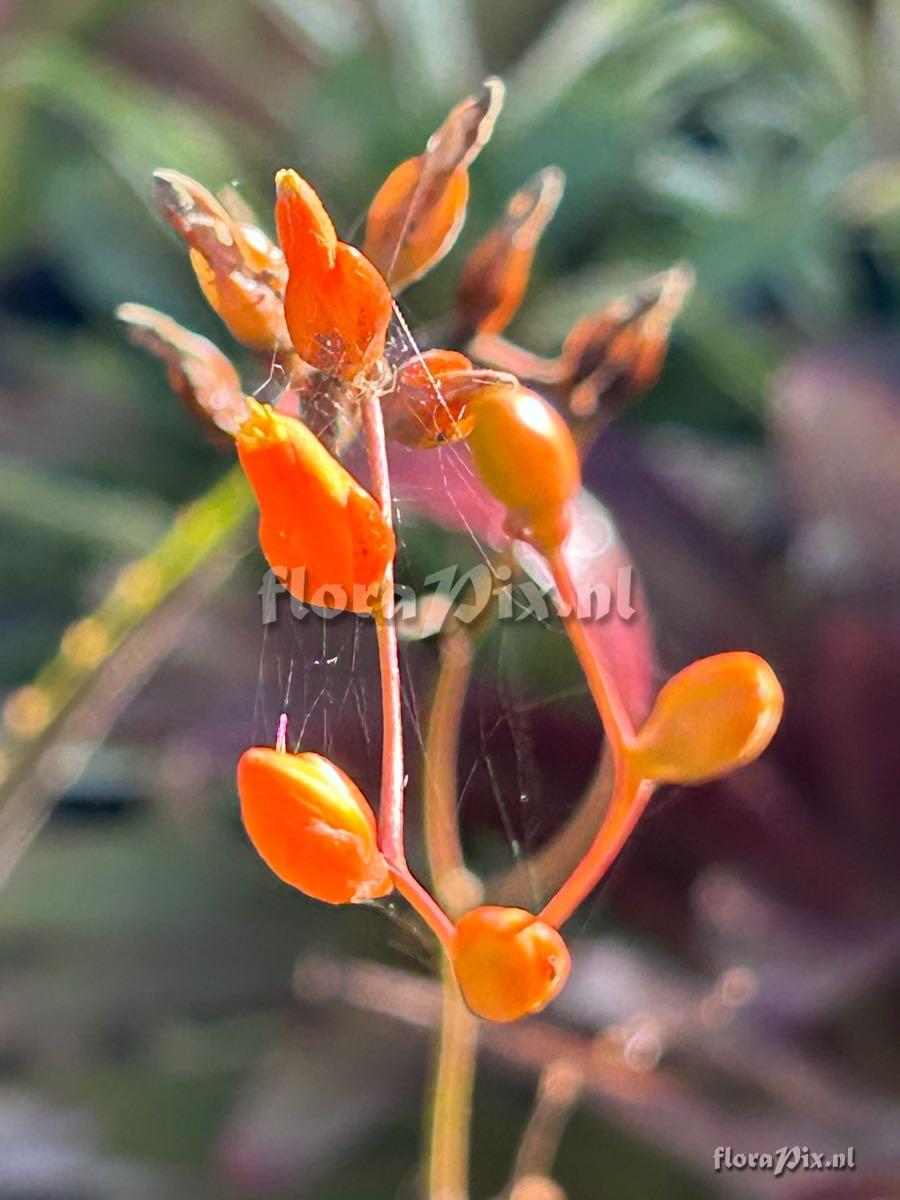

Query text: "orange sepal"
[153, 169, 288, 351]
[236, 400, 394, 612]
[562, 265, 694, 418]
[363, 79, 504, 291]
[237, 746, 391, 903]
[189, 250, 286, 352]
[384, 350, 517, 447]
[453, 906, 570, 1022]
[276, 169, 393, 379]
[632, 652, 784, 785]
[116, 303, 249, 440]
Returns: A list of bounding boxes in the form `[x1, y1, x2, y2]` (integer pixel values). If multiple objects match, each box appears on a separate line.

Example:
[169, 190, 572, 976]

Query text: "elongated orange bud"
[453, 906, 570, 1022]
[237, 747, 391, 903]
[276, 169, 392, 379]
[467, 386, 581, 552]
[633, 652, 783, 784]
[236, 400, 394, 612]
[456, 167, 564, 335]
[153, 170, 288, 351]
[384, 350, 516, 447]
[364, 79, 504, 291]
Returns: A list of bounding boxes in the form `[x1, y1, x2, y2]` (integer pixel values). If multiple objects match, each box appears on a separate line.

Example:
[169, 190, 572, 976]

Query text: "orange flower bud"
[466, 386, 581, 552]
[453, 906, 570, 1022]
[275, 169, 393, 380]
[153, 170, 288, 351]
[633, 652, 784, 785]
[456, 167, 564, 335]
[117, 303, 249, 440]
[364, 79, 504, 291]
[384, 350, 517, 448]
[236, 399, 394, 612]
[237, 746, 391, 903]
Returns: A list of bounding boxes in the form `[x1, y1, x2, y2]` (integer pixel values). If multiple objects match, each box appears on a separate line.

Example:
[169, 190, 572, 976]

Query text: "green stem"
[0, 465, 254, 883]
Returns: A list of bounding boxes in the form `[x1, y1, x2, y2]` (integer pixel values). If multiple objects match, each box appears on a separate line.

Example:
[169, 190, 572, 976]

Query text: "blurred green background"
[2, 1, 900, 1197]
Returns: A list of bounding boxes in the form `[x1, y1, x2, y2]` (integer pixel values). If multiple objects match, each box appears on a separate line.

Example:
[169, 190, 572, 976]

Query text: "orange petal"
[363, 78, 504, 291]
[276, 169, 393, 379]
[456, 167, 564, 335]
[236, 400, 394, 612]
[116, 303, 248, 439]
[237, 746, 391, 903]
[274, 168, 338, 271]
[153, 169, 288, 351]
[633, 652, 784, 784]
[467, 385, 581, 551]
[385, 350, 516, 447]
[453, 906, 570, 1022]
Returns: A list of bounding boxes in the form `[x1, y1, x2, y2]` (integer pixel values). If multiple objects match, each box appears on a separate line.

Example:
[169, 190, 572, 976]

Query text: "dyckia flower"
[236, 399, 394, 612]
[384, 350, 516, 448]
[456, 166, 564, 336]
[561, 264, 695, 419]
[364, 79, 504, 291]
[237, 746, 391, 903]
[467, 385, 581, 552]
[275, 169, 392, 380]
[453, 906, 571, 1023]
[116, 303, 249, 440]
[153, 169, 288, 351]
[470, 265, 694, 428]
[632, 651, 784, 784]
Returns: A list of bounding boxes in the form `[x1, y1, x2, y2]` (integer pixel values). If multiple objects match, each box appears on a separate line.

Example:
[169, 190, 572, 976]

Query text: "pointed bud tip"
[481, 76, 506, 113]
[274, 167, 300, 193]
[534, 165, 566, 206]
[115, 301, 145, 325]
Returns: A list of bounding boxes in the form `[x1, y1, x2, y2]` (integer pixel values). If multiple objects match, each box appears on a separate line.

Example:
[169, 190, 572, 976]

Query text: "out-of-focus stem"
[488, 750, 612, 907]
[424, 621, 482, 914]
[0, 465, 254, 885]
[428, 962, 479, 1200]
[506, 1059, 583, 1197]
[423, 621, 481, 1200]
[360, 387, 457, 950]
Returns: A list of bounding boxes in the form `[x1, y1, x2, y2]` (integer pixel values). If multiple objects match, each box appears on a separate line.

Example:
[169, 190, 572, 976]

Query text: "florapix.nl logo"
[258, 562, 638, 628]
[714, 1146, 856, 1178]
